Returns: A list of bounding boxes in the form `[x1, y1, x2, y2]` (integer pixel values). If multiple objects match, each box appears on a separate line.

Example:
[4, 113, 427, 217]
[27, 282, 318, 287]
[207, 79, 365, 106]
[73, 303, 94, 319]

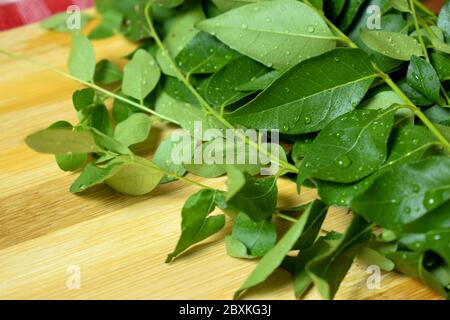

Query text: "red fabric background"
[0, 0, 93, 31]
[0, 0, 446, 32]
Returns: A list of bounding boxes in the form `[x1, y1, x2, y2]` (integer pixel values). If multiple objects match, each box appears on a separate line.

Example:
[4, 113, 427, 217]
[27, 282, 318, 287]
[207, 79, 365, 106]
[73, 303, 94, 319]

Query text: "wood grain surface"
[0, 18, 440, 300]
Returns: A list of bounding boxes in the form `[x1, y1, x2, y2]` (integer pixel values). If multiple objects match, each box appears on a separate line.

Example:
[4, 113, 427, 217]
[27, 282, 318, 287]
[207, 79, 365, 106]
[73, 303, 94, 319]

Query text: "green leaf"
[227, 48, 376, 134]
[226, 166, 277, 222]
[155, 90, 224, 136]
[152, 135, 187, 183]
[70, 162, 122, 193]
[87, 104, 114, 136]
[205, 56, 268, 107]
[122, 49, 160, 100]
[400, 230, 450, 265]
[167, 189, 226, 262]
[198, 0, 336, 70]
[360, 30, 422, 61]
[48, 121, 86, 172]
[113, 113, 152, 147]
[306, 215, 372, 300]
[94, 59, 123, 84]
[234, 200, 321, 299]
[26, 128, 102, 154]
[387, 251, 448, 297]
[236, 70, 281, 91]
[154, 0, 184, 8]
[175, 31, 238, 74]
[88, 9, 123, 39]
[230, 212, 277, 257]
[72, 88, 95, 111]
[431, 52, 450, 81]
[407, 56, 440, 103]
[156, 3, 205, 76]
[112, 93, 142, 123]
[41, 12, 92, 32]
[389, 0, 411, 12]
[225, 236, 256, 259]
[318, 125, 436, 206]
[104, 156, 164, 195]
[357, 247, 395, 272]
[338, 0, 366, 31]
[90, 127, 132, 155]
[352, 156, 450, 232]
[68, 32, 96, 82]
[299, 108, 395, 184]
[292, 200, 328, 250]
[294, 232, 341, 298]
[438, 1, 450, 42]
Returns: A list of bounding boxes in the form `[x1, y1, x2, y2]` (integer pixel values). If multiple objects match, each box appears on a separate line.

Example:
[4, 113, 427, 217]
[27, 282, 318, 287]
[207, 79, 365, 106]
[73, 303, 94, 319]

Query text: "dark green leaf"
[94, 59, 123, 84]
[299, 108, 395, 184]
[227, 48, 376, 134]
[167, 189, 225, 262]
[306, 215, 372, 299]
[407, 56, 440, 103]
[70, 161, 122, 193]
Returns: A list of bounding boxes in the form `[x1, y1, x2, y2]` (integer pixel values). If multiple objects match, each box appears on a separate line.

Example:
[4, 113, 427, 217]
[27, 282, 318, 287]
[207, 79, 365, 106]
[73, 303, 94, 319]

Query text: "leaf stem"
[0, 48, 180, 125]
[305, 1, 450, 150]
[144, 3, 299, 174]
[273, 212, 298, 223]
[409, 0, 430, 61]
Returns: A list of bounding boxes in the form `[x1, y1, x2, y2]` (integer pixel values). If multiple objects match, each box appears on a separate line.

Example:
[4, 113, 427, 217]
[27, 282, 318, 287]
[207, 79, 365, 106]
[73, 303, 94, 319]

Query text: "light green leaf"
[41, 12, 92, 32]
[198, 0, 336, 69]
[227, 48, 376, 134]
[105, 156, 164, 195]
[70, 162, 122, 193]
[156, 3, 205, 76]
[122, 49, 160, 100]
[360, 30, 422, 61]
[113, 113, 152, 147]
[68, 32, 96, 82]
[26, 128, 101, 154]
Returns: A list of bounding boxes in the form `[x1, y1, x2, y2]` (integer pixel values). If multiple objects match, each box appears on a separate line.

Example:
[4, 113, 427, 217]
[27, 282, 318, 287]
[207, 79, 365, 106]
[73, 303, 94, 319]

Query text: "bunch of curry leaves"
[6, 0, 450, 299]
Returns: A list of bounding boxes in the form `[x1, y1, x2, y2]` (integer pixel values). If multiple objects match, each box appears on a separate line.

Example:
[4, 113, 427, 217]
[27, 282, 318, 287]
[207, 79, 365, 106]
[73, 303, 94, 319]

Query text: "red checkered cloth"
[0, 0, 93, 31]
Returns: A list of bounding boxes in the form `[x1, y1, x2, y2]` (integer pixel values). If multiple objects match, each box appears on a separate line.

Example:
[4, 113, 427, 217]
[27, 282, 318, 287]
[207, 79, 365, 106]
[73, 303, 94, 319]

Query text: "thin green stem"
[274, 212, 298, 223]
[144, 3, 299, 174]
[409, 0, 430, 61]
[0, 49, 180, 125]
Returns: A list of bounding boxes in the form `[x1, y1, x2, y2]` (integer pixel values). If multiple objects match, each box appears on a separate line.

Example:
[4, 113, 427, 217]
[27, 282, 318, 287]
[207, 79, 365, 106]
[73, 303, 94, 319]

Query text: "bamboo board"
[0, 20, 439, 300]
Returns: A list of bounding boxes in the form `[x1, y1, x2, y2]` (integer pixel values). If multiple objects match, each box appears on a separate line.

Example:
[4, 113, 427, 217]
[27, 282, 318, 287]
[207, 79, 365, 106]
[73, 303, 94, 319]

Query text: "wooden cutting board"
[0, 19, 439, 300]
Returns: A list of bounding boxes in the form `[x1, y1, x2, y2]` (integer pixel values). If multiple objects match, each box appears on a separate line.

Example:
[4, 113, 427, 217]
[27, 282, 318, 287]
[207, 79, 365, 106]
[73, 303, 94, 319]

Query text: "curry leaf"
[122, 49, 160, 100]
[234, 200, 322, 299]
[306, 215, 372, 300]
[175, 31, 238, 74]
[198, 0, 336, 69]
[113, 113, 152, 147]
[70, 162, 123, 193]
[227, 48, 376, 134]
[167, 189, 226, 262]
[68, 32, 96, 82]
[407, 56, 440, 103]
[299, 107, 395, 184]
[352, 156, 450, 232]
[360, 30, 422, 61]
